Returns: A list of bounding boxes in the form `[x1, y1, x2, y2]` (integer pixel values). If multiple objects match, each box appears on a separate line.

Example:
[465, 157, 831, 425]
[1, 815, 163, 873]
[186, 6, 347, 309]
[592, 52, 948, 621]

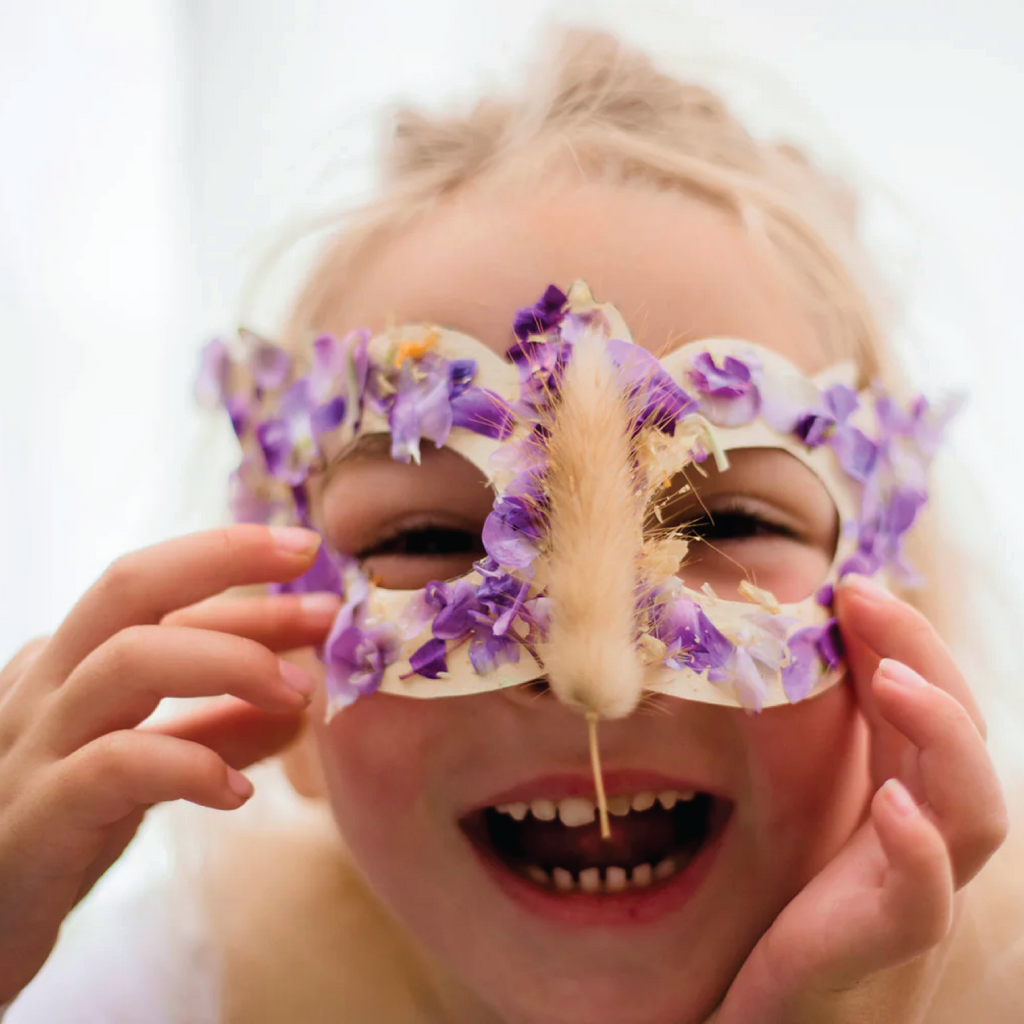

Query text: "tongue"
[487, 802, 707, 874]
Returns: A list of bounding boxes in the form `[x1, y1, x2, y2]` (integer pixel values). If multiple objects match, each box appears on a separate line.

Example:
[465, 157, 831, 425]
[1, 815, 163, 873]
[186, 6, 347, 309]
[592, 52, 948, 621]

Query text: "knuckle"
[9, 636, 49, 667]
[96, 625, 153, 677]
[0, 636, 49, 698]
[96, 552, 145, 605]
[81, 731, 139, 787]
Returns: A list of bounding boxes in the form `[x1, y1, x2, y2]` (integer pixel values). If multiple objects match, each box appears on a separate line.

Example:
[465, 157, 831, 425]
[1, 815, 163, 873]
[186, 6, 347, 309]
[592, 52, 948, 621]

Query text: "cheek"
[740, 682, 871, 878]
[313, 693, 449, 824]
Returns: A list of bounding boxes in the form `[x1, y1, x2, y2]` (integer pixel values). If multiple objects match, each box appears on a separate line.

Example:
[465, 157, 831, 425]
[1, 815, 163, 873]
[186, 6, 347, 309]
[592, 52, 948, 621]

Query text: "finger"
[873, 660, 1009, 886]
[870, 779, 954, 959]
[39, 730, 255, 833]
[162, 591, 340, 651]
[146, 695, 306, 769]
[835, 575, 986, 737]
[43, 625, 316, 753]
[0, 638, 50, 700]
[0, 638, 50, 747]
[33, 525, 323, 687]
[818, 780, 953, 991]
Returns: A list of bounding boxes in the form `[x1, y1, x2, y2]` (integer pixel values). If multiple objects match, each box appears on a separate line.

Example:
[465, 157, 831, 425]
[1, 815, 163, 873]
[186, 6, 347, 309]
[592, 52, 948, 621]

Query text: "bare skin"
[0, 178, 1012, 1022]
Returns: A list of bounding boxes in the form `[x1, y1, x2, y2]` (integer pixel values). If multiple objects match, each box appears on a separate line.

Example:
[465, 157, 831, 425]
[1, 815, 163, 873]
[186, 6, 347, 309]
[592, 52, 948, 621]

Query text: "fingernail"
[269, 526, 322, 557]
[878, 658, 927, 689]
[227, 768, 255, 801]
[298, 592, 341, 616]
[279, 658, 316, 699]
[882, 777, 917, 817]
[840, 573, 895, 603]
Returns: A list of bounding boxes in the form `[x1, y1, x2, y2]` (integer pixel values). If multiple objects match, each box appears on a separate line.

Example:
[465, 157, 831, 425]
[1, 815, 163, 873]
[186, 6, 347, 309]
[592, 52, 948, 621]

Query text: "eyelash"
[356, 502, 797, 566]
[357, 525, 484, 561]
[662, 501, 800, 544]
[688, 511, 797, 542]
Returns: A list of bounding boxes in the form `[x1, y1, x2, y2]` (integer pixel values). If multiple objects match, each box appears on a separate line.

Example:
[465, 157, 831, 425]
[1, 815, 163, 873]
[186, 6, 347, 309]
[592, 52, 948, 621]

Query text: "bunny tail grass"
[588, 712, 611, 839]
[541, 336, 645, 723]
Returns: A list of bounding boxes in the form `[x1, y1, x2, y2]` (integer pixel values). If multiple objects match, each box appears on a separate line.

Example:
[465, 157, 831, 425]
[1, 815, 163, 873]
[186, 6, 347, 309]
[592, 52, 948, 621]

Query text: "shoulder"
[926, 794, 1024, 1023]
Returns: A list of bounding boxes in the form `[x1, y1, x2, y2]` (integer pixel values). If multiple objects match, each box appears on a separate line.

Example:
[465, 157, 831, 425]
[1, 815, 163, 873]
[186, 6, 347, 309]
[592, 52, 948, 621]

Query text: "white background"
[2, 0, 1023, 771]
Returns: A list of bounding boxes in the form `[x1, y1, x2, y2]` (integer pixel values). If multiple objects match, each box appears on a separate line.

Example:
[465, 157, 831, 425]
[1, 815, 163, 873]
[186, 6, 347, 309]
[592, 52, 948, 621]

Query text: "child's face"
[307, 180, 872, 1024]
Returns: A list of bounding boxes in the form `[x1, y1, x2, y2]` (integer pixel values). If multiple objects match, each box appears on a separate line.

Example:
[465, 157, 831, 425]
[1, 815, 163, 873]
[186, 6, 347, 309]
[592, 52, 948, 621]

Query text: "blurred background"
[2, 0, 1023, 770]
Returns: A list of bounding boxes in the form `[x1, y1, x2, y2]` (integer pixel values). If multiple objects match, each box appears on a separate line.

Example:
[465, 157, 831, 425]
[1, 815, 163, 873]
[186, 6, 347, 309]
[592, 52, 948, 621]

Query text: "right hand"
[0, 525, 341, 1003]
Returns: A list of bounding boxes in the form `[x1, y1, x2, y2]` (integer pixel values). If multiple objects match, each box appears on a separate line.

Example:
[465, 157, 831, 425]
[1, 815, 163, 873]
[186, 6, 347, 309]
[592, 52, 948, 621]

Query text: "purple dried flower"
[513, 285, 567, 341]
[709, 647, 767, 713]
[482, 495, 543, 569]
[468, 626, 521, 674]
[832, 426, 879, 482]
[656, 597, 734, 673]
[448, 360, 476, 396]
[507, 337, 572, 415]
[255, 378, 333, 485]
[425, 579, 479, 640]
[781, 625, 830, 702]
[250, 339, 292, 392]
[521, 595, 552, 641]
[228, 455, 286, 524]
[450, 386, 515, 440]
[605, 339, 697, 434]
[409, 637, 448, 679]
[323, 572, 400, 707]
[389, 358, 453, 463]
[687, 352, 761, 427]
[817, 618, 843, 670]
[270, 543, 348, 598]
[793, 383, 878, 482]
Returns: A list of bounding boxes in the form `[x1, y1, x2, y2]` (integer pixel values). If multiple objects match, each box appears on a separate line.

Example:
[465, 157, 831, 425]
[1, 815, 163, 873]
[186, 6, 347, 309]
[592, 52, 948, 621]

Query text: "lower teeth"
[522, 855, 685, 893]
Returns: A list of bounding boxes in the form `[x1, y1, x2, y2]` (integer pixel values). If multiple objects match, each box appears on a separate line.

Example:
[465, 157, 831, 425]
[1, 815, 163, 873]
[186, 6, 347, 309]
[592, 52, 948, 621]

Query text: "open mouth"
[462, 787, 730, 896]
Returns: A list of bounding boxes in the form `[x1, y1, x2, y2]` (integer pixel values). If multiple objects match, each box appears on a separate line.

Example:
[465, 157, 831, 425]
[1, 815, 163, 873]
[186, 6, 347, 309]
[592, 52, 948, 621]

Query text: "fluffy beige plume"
[540, 336, 645, 722]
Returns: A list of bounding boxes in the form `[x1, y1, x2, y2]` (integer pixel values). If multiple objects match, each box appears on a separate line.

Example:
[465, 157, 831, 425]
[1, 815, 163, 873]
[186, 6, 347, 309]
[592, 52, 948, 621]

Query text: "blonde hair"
[285, 27, 893, 382]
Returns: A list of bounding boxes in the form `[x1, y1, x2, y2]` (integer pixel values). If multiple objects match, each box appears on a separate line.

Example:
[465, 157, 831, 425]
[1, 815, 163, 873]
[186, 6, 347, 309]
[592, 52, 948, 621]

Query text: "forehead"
[317, 178, 829, 374]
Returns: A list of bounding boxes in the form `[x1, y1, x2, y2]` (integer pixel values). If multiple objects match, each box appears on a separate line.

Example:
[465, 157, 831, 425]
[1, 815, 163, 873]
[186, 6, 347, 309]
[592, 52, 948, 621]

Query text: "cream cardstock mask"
[198, 281, 954, 724]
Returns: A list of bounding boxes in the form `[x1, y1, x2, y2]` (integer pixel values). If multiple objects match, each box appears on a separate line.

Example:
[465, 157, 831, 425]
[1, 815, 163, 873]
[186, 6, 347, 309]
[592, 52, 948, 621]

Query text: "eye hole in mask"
[322, 441, 490, 590]
[650, 448, 839, 604]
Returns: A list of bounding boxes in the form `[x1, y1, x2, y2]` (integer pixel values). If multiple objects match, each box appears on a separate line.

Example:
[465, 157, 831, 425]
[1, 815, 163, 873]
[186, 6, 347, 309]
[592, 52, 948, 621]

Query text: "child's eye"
[685, 509, 798, 544]
[356, 524, 486, 590]
[358, 526, 484, 560]
[654, 495, 834, 602]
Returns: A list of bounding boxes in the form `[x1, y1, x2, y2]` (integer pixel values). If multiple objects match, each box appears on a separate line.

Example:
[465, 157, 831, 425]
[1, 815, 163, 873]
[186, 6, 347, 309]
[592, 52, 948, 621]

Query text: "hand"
[710, 574, 1009, 1024]
[0, 525, 340, 1004]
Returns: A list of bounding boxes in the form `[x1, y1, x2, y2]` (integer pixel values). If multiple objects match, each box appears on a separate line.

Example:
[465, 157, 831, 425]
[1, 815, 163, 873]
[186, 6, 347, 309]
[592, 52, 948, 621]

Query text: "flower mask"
[198, 281, 955, 726]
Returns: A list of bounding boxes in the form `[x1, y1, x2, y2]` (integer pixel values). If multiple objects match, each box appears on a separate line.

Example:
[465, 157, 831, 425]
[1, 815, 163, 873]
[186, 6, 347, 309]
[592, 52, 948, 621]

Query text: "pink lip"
[466, 800, 733, 928]
[466, 770, 730, 812]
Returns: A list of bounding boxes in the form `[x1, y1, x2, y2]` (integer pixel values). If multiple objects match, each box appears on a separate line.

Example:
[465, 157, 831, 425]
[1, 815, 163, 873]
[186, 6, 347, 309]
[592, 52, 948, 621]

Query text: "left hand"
[710, 574, 1009, 1024]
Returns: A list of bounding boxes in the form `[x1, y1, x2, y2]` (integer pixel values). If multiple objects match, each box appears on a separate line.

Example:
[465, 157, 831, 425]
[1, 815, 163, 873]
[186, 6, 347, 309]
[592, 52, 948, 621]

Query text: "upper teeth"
[495, 789, 696, 827]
